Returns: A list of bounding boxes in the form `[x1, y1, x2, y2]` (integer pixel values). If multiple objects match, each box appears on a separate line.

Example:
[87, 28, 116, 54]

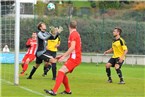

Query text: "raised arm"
[58, 41, 76, 62]
[49, 26, 63, 39]
[49, 32, 59, 40]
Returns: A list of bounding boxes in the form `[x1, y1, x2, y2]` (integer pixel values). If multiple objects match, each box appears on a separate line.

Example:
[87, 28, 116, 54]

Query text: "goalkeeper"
[27, 22, 63, 79]
[43, 26, 61, 80]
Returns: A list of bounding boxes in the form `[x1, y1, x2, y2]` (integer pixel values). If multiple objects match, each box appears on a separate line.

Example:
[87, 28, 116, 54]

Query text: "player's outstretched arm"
[38, 32, 51, 40]
[58, 41, 75, 62]
[47, 26, 63, 40]
[104, 48, 113, 55]
[57, 26, 63, 33]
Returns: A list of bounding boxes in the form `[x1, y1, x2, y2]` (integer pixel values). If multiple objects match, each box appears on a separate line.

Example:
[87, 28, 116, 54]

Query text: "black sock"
[43, 66, 48, 75]
[28, 66, 37, 78]
[52, 63, 56, 79]
[116, 68, 123, 81]
[106, 68, 111, 80]
[44, 65, 51, 75]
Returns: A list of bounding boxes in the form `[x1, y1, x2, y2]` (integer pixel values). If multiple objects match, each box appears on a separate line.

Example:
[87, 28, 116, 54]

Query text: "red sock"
[53, 71, 65, 93]
[22, 64, 28, 73]
[63, 75, 70, 92]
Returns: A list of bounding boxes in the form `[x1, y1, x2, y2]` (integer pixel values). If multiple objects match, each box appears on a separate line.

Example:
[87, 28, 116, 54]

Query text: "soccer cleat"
[59, 91, 72, 95]
[118, 80, 125, 84]
[42, 73, 47, 77]
[19, 72, 24, 76]
[27, 76, 32, 79]
[19, 73, 25, 76]
[107, 79, 113, 83]
[44, 89, 56, 96]
[52, 78, 56, 80]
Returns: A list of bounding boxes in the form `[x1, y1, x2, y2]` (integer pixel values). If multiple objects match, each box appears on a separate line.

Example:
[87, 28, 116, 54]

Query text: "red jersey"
[26, 38, 37, 55]
[68, 31, 82, 64]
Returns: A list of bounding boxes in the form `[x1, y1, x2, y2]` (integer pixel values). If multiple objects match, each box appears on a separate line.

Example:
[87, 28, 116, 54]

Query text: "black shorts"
[36, 51, 53, 64]
[46, 50, 56, 58]
[108, 58, 124, 68]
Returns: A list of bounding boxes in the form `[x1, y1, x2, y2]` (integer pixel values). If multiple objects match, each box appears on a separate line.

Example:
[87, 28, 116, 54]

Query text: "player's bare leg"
[49, 58, 57, 63]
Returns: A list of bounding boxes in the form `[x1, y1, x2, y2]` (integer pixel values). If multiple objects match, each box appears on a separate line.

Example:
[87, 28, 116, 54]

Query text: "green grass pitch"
[1, 62, 145, 97]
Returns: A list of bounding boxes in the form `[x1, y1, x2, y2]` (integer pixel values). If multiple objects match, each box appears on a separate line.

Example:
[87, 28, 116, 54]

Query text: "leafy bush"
[90, 1, 97, 8]
[98, 1, 120, 9]
[122, 10, 145, 21]
[2, 17, 145, 54]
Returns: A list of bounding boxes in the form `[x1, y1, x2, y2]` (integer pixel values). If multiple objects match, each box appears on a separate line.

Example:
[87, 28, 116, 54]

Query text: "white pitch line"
[1, 79, 51, 97]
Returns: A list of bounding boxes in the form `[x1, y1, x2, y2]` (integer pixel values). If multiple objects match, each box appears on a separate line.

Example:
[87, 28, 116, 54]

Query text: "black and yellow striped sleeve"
[120, 38, 127, 50]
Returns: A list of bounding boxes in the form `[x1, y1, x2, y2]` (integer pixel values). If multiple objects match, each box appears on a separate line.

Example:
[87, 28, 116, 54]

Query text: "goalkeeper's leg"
[27, 57, 42, 79]
[27, 64, 40, 79]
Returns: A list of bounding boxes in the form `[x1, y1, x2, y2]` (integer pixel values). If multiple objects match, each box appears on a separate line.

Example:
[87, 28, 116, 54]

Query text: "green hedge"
[2, 17, 145, 54]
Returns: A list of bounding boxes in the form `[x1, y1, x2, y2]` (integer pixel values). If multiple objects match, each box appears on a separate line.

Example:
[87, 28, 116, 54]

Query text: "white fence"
[82, 54, 145, 65]
[1, 52, 144, 65]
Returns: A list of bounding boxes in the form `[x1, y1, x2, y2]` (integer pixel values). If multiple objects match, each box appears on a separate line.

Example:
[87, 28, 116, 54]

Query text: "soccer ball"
[47, 3, 55, 10]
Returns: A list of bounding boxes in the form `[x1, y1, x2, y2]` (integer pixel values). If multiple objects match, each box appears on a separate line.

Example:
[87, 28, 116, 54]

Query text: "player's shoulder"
[38, 31, 43, 34]
[37, 31, 41, 35]
[119, 37, 127, 45]
[58, 36, 61, 40]
[120, 37, 125, 42]
[71, 31, 80, 36]
[28, 38, 32, 41]
[37, 31, 46, 36]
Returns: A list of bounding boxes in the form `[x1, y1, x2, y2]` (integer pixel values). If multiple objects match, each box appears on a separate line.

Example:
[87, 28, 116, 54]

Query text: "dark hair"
[37, 22, 44, 30]
[114, 27, 122, 35]
[69, 20, 77, 29]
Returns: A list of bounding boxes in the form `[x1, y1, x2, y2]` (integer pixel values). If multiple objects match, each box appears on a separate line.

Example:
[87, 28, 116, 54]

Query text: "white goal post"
[14, 0, 37, 85]
[14, 0, 20, 85]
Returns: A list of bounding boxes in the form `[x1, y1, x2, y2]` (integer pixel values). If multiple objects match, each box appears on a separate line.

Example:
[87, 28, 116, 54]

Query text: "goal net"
[1, 0, 16, 85]
[1, 0, 37, 85]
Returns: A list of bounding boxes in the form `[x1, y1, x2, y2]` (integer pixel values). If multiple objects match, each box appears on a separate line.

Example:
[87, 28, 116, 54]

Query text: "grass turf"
[1, 62, 145, 97]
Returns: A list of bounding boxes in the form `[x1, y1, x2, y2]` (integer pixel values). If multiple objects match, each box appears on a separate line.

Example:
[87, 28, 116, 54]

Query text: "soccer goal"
[1, 0, 66, 85]
[1, 0, 37, 85]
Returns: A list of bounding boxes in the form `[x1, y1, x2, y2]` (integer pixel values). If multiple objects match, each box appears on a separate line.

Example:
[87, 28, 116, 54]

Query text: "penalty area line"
[1, 79, 51, 97]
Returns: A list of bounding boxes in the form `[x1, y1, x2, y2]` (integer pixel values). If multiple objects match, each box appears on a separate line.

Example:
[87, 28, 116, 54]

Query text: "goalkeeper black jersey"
[36, 31, 58, 57]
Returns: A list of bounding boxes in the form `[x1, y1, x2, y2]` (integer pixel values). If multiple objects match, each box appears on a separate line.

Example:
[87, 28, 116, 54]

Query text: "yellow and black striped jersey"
[47, 37, 60, 52]
[112, 37, 128, 59]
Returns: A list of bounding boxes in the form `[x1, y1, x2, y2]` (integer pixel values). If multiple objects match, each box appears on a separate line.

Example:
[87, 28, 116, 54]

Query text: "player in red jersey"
[20, 32, 37, 76]
[44, 20, 82, 96]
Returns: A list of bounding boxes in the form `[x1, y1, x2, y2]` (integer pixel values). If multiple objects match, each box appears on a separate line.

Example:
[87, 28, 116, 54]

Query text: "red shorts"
[64, 59, 80, 73]
[22, 54, 35, 63]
